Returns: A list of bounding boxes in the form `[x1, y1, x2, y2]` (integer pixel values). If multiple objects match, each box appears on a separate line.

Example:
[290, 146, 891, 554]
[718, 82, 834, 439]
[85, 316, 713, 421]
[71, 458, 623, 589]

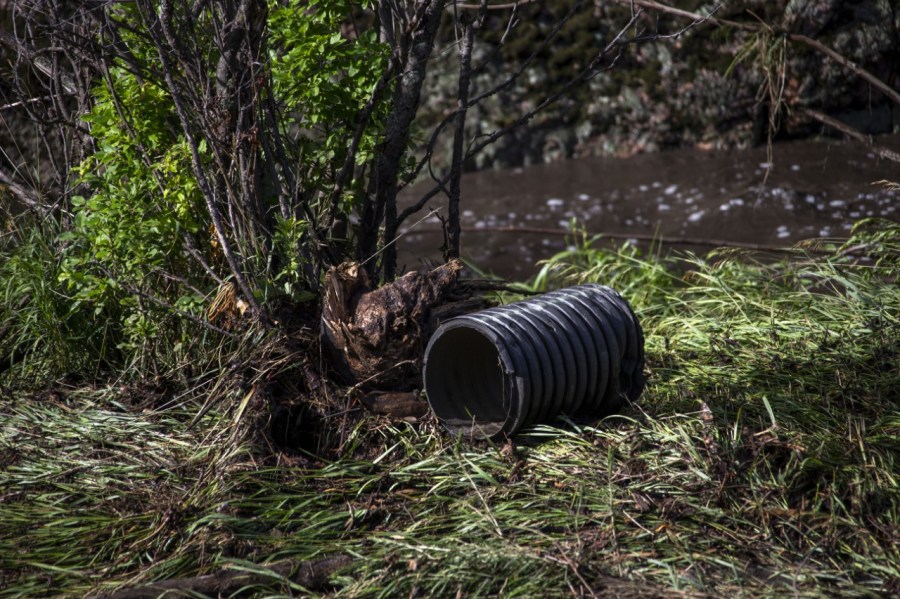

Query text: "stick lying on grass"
[93, 555, 352, 599]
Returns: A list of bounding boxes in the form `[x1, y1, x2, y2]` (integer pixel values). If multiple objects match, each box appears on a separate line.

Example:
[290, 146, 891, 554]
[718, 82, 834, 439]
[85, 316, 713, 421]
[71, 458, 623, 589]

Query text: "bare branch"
[139, 0, 265, 320]
[444, 1, 483, 260]
[0, 164, 41, 209]
[397, 0, 579, 223]
[617, 0, 900, 106]
[789, 33, 900, 107]
[801, 108, 900, 164]
[327, 57, 398, 232]
[454, 0, 538, 10]
[360, 0, 447, 281]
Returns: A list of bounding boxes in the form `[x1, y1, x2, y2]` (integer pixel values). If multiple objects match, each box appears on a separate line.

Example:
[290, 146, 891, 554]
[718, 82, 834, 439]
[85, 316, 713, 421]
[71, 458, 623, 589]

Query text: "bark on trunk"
[359, 0, 446, 281]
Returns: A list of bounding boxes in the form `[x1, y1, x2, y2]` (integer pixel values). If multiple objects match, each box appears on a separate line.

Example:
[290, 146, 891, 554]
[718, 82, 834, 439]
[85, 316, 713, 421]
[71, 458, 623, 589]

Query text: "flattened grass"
[1, 221, 898, 597]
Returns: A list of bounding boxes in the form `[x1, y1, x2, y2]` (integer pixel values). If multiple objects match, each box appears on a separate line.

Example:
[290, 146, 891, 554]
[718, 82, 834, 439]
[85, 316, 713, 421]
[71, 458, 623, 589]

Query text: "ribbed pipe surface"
[423, 284, 645, 439]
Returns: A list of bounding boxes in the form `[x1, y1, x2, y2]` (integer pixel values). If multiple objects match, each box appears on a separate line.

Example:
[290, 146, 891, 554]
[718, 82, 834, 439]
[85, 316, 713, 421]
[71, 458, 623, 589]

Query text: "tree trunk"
[360, 0, 446, 281]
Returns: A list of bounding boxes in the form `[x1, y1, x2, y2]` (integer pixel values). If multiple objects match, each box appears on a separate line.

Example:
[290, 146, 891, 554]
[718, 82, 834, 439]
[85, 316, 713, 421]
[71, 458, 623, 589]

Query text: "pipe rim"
[423, 318, 524, 439]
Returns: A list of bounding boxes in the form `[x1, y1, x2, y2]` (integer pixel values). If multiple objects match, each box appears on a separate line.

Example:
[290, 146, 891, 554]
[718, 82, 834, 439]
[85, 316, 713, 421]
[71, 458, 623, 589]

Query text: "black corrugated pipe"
[423, 284, 645, 439]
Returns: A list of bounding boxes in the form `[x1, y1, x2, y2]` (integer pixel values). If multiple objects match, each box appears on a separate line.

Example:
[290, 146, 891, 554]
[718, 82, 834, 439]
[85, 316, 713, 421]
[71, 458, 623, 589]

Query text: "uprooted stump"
[322, 259, 466, 389]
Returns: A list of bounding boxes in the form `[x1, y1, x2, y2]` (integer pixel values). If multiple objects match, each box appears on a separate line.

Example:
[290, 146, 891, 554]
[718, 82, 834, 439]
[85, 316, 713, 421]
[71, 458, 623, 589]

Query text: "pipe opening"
[424, 326, 508, 438]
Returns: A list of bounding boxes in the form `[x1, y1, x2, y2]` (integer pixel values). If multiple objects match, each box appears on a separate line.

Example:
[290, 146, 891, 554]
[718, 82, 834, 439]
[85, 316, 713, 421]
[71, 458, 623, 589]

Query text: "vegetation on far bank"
[2, 219, 898, 597]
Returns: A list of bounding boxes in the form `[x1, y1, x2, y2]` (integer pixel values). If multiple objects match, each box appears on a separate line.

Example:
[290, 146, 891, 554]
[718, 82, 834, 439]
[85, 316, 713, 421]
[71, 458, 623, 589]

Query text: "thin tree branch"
[789, 33, 900, 106]
[327, 57, 398, 230]
[0, 165, 41, 209]
[800, 108, 900, 163]
[445, 2, 482, 260]
[617, 0, 900, 106]
[454, 0, 538, 10]
[140, 0, 265, 320]
[396, 1, 580, 225]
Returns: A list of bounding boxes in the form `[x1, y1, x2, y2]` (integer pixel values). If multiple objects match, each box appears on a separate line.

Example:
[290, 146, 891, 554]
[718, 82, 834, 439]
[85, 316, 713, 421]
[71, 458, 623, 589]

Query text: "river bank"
[2, 220, 898, 597]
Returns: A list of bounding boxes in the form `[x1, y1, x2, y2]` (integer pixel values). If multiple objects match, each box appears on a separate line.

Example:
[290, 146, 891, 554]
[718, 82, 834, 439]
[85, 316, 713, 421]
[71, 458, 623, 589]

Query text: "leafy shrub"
[16, 1, 391, 375]
[55, 69, 206, 359]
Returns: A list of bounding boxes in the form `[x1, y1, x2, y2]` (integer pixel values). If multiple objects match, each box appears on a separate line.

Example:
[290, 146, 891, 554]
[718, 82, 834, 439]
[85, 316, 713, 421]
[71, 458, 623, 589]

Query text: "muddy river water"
[397, 135, 899, 278]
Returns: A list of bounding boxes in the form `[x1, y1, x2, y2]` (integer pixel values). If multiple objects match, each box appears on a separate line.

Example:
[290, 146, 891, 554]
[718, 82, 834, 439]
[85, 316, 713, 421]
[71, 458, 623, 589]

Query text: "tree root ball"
[321, 260, 463, 387]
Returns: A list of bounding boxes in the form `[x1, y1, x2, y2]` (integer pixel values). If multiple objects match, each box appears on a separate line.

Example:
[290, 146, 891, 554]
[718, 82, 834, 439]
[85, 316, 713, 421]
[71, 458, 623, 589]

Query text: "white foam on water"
[687, 210, 706, 223]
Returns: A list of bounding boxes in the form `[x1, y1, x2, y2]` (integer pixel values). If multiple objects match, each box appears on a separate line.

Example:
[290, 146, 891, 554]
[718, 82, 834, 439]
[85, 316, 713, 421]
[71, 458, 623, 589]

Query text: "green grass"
[1, 220, 898, 597]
